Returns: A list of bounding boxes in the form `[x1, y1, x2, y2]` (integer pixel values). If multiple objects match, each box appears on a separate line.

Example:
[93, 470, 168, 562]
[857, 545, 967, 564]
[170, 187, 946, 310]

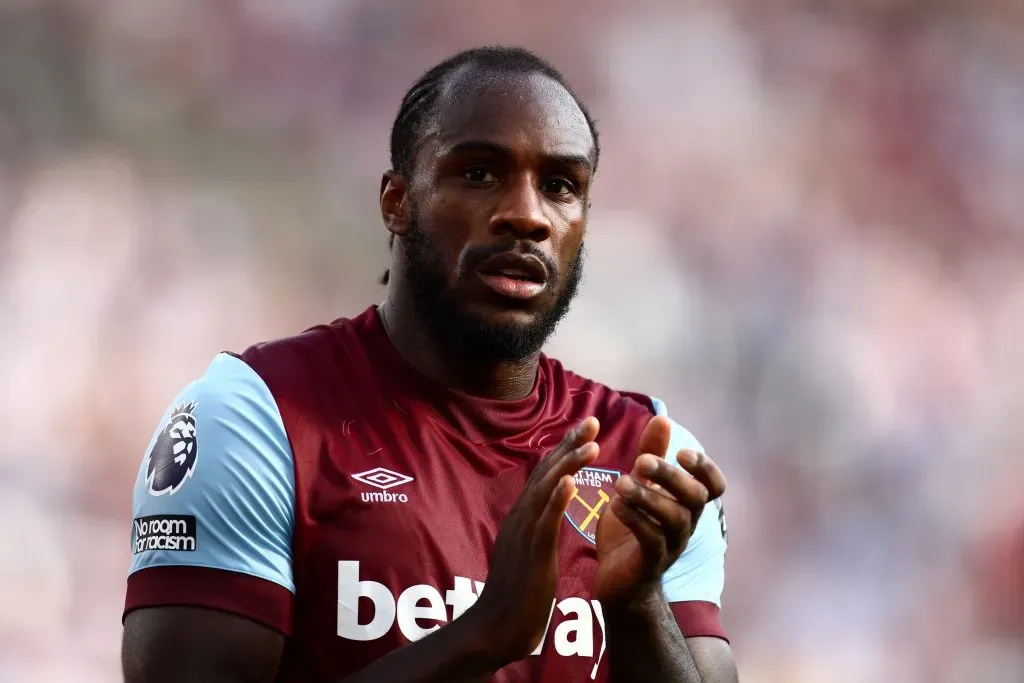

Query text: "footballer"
[121, 47, 738, 683]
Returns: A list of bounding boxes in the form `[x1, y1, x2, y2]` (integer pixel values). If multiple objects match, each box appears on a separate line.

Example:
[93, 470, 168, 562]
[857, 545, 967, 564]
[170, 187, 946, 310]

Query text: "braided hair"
[380, 46, 599, 285]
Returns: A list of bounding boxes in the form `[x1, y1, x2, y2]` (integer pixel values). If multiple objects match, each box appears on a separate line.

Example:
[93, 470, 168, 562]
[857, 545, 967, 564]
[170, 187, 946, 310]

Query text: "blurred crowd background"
[2, 0, 1023, 681]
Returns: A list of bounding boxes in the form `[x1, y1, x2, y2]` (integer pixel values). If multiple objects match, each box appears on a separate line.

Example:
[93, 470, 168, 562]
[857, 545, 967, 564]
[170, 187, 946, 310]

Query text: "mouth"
[475, 252, 549, 301]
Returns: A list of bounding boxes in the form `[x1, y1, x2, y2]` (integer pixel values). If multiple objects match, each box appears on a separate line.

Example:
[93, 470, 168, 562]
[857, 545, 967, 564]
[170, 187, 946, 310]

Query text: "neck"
[378, 294, 540, 401]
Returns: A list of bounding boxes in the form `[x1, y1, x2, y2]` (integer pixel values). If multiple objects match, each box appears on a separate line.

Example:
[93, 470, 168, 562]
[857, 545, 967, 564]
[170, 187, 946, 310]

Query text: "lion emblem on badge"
[146, 401, 199, 496]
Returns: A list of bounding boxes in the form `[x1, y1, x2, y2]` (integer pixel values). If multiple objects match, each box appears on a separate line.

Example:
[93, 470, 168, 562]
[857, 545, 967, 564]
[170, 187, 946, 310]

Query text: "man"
[121, 46, 738, 683]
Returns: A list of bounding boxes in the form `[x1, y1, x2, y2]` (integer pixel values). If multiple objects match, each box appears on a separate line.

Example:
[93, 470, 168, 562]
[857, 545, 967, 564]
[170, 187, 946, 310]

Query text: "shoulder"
[126, 353, 297, 632]
[545, 361, 728, 621]
[132, 352, 295, 542]
[544, 357, 704, 454]
[239, 308, 375, 379]
[141, 353, 290, 498]
[647, 395, 705, 454]
[543, 356, 655, 423]
[235, 307, 379, 412]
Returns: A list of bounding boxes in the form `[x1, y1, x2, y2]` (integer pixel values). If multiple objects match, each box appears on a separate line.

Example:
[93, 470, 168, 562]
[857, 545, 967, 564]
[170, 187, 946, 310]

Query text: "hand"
[594, 415, 727, 608]
[466, 418, 601, 667]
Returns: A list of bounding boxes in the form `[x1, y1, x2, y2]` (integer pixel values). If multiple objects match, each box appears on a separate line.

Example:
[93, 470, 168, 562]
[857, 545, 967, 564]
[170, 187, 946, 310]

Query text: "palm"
[594, 501, 648, 604]
[594, 415, 674, 605]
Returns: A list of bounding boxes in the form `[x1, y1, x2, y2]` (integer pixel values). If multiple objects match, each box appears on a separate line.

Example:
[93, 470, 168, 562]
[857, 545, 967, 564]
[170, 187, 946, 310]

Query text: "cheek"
[414, 225, 465, 284]
[554, 224, 585, 268]
[425, 199, 481, 268]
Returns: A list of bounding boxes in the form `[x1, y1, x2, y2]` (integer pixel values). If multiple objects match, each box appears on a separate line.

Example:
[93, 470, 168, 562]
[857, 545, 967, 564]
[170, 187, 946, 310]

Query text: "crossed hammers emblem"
[572, 489, 611, 532]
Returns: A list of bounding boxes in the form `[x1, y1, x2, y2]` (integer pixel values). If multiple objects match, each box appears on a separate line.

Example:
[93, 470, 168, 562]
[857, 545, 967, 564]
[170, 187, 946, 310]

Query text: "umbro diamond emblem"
[352, 467, 414, 504]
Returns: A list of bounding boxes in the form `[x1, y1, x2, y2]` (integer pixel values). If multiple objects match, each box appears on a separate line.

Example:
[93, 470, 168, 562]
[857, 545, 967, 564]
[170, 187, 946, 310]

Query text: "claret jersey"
[124, 306, 728, 682]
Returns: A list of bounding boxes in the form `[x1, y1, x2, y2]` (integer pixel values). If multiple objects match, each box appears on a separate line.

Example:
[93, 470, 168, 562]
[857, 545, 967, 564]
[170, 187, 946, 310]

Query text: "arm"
[124, 363, 602, 682]
[123, 605, 499, 683]
[121, 356, 497, 683]
[123, 608, 284, 683]
[331, 609, 498, 683]
[605, 410, 738, 682]
[604, 499, 737, 683]
[606, 591, 736, 683]
[122, 354, 296, 683]
[337, 420, 605, 683]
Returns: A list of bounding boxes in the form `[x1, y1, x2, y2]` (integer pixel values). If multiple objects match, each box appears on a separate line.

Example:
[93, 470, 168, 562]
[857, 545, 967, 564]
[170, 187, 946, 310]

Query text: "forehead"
[429, 69, 594, 164]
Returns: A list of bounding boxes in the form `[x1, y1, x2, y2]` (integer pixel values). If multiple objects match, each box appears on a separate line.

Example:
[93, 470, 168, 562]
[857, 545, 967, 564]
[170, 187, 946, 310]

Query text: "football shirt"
[125, 306, 727, 682]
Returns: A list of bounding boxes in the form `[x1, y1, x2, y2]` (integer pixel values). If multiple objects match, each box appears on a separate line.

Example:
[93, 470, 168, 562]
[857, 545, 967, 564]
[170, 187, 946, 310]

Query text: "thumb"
[533, 475, 577, 556]
[636, 415, 673, 461]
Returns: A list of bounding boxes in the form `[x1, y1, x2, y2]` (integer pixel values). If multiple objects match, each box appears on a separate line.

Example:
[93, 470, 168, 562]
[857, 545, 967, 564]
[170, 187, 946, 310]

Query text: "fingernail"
[637, 455, 659, 478]
[678, 450, 698, 467]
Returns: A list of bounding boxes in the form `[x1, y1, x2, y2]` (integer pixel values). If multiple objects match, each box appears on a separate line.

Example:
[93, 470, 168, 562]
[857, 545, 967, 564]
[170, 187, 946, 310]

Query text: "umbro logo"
[352, 467, 414, 504]
[352, 467, 414, 490]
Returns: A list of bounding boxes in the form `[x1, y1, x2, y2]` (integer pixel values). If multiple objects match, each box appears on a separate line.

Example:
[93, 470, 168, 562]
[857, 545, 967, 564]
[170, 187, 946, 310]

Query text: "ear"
[380, 170, 411, 237]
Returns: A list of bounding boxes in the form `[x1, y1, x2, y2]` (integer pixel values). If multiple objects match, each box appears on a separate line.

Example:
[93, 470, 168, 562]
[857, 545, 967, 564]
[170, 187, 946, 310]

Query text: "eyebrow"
[443, 140, 593, 173]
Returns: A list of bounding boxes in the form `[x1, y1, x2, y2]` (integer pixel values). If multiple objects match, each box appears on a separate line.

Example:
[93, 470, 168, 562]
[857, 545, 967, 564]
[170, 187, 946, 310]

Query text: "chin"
[463, 299, 547, 329]
[422, 283, 570, 362]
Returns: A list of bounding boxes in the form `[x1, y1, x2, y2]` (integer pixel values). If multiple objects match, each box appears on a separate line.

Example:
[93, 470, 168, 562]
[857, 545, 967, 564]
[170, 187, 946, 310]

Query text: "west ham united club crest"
[146, 401, 199, 496]
[564, 467, 620, 544]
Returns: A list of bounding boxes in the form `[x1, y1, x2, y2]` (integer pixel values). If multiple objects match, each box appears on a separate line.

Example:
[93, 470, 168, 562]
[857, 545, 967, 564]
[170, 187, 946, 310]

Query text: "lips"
[476, 252, 548, 283]
[475, 252, 549, 300]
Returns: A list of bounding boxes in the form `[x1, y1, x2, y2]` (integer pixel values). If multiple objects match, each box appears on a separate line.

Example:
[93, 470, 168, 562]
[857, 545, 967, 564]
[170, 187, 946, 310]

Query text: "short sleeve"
[124, 353, 296, 634]
[651, 398, 729, 642]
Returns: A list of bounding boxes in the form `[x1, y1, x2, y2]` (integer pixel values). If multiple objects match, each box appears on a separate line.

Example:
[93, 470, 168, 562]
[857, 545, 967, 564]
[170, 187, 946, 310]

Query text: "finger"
[538, 441, 599, 495]
[615, 473, 696, 537]
[558, 417, 600, 455]
[635, 416, 673, 473]
[675, 449, 727, 500]
[522, 439, 599, 515]
[633, 453, 710, 511]
[609, 497, 667, 560]
[533, 474, 577, 557]
[529, 417, 600, 484]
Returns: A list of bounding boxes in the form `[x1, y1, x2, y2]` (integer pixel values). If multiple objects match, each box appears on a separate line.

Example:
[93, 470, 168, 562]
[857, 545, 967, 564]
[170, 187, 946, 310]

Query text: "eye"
[542, 177, 575, 195]
[464, 167, 497, 183]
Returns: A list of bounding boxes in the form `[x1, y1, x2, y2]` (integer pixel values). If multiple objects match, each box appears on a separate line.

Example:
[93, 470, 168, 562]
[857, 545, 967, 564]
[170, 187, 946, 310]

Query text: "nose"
[489, 176, 552, 241]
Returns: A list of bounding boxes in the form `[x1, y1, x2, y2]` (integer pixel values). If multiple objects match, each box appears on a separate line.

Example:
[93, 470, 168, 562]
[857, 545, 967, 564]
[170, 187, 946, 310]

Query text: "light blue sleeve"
[128, 353, 296, 593]
[651, 397, 727, 607]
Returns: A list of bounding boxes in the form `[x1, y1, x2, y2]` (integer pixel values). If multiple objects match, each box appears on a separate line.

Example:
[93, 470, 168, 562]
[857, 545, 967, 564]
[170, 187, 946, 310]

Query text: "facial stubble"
[400, 209, 585, 364]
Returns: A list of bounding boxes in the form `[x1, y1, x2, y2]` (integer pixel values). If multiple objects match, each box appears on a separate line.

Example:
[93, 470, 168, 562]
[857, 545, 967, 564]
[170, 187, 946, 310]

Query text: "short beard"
[400, 214, 585, 364]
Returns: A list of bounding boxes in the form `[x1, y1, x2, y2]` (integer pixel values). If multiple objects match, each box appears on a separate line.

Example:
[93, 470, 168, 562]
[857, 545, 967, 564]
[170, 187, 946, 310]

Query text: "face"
[385, 69, 595, 362]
